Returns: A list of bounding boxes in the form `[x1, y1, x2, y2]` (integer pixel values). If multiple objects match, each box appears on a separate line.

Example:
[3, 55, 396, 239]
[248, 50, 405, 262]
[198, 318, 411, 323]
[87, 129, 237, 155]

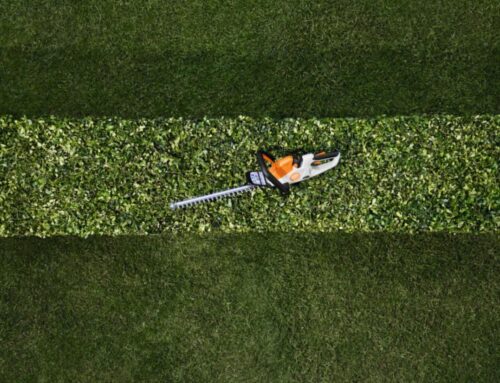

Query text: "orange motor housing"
[268, 155, 296, 179]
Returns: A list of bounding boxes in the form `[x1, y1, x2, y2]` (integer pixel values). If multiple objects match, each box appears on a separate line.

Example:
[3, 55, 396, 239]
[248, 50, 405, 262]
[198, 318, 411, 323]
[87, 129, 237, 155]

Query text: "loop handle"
[256, 150, 290, 194]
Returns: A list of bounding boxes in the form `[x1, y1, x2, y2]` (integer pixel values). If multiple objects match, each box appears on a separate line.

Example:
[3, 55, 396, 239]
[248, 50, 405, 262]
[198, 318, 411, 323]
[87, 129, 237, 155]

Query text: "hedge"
[0, 115, 498, 236]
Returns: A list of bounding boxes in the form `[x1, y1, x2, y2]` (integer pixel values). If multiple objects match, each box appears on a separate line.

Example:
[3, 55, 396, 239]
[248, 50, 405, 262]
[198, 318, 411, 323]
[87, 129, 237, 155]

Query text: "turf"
[1, 0, 498, 117]
[0, 233, 498, 382]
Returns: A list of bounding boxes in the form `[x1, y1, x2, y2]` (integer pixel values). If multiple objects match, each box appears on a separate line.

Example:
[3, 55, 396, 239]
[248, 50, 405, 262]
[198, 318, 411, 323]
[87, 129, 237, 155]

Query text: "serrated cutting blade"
[170, 184, 257, 210]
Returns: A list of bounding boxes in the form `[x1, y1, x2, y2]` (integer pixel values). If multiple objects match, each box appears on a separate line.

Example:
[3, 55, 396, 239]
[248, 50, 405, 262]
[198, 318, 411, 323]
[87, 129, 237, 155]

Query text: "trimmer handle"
[309, 149, 341, 178]
[256, 150, 290, 194]
[313, 150, 340, 160]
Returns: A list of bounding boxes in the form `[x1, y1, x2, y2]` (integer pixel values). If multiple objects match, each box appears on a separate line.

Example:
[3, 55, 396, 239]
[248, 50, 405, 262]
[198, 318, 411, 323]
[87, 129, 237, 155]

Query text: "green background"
[0, 1, 499, 381]
[1, 0, 498, 117]
[1, 233, 498, 382]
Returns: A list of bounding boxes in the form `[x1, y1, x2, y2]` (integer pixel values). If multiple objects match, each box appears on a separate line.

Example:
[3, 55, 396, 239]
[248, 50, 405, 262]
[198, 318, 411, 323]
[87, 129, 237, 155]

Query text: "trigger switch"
[293, 155, 302, 167]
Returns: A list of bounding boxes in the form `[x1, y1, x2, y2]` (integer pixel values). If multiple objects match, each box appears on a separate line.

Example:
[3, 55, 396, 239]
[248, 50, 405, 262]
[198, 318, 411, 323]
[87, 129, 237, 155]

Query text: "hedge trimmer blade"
[169, 184, 257, 210]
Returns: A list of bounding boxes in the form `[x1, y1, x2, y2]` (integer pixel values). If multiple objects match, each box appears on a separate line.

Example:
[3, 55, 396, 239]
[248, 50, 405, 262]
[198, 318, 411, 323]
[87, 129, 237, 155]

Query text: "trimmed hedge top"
[1, 115, 498, 236]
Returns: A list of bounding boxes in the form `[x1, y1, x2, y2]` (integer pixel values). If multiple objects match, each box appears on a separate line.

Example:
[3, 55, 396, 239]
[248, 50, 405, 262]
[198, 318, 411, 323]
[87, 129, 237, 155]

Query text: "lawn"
[0, 1, 498, 381]
[0, 0, 498, 117]
[1, 233, 498, 382]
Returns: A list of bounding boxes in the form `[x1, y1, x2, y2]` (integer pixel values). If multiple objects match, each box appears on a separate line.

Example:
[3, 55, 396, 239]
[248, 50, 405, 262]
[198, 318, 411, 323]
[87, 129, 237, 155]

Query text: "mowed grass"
[1, 233, 498, 382]
[0, 0, 498, 117]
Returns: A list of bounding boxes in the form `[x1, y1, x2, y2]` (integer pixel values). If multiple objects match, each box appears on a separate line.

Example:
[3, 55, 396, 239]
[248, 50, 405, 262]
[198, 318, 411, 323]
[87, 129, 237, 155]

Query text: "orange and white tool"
[170, 149, 340, 209]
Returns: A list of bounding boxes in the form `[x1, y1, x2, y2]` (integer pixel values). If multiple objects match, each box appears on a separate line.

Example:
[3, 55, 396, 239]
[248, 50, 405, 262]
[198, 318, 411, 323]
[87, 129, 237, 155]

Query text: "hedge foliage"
[1, 115, 498, 236]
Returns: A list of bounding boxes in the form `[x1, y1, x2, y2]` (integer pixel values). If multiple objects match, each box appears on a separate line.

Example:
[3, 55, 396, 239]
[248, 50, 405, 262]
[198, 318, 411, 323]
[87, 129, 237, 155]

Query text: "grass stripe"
[0, 0, 498, 117]
[1, 233, 498, 382]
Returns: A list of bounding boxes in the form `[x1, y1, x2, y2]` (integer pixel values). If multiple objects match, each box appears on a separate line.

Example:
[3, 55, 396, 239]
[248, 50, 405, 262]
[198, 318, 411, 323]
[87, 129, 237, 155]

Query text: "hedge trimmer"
[170, 149, 340, 209]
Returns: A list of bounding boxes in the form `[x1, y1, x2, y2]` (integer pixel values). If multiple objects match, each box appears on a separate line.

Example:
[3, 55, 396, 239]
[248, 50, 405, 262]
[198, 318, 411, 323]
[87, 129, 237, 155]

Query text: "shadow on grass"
[0, 232, 498, 381]
[1, 231, 498, 257]
[1, 45, 497, 118]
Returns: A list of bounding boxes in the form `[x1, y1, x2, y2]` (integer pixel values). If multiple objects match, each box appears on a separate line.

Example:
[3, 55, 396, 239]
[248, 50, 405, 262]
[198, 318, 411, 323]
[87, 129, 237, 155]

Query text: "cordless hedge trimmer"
[170, 149, 340, 209]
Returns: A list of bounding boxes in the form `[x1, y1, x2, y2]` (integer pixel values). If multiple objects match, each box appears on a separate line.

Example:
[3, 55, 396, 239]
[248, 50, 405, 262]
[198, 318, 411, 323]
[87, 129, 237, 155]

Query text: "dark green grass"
[1, 0, 498, 117]
[1, 233, 498, 382]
